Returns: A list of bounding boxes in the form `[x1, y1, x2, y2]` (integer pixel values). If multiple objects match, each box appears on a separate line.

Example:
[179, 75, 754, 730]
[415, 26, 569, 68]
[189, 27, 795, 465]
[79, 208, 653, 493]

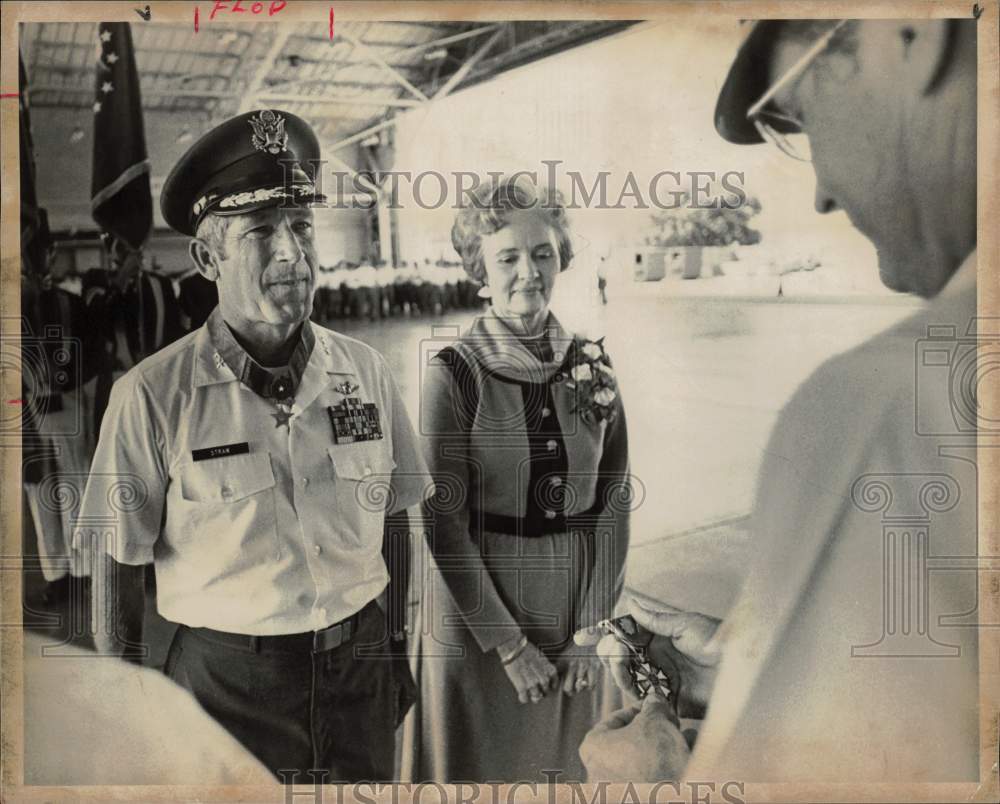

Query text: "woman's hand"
[558, 644, 602, 696]
[498, 638, 558, 704]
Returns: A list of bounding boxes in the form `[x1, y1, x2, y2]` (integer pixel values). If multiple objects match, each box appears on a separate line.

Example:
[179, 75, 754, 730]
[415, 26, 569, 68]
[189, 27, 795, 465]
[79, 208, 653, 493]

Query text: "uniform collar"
[294, 327, 361, 415]
[194, 307, 314, 402]
[192, 323, 235, 388]
[464, 307, 576, 383]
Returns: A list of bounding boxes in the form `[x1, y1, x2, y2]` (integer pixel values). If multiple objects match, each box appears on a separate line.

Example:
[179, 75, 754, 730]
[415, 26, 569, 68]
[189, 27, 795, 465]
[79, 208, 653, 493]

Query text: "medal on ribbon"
[328, 397, 382, 443]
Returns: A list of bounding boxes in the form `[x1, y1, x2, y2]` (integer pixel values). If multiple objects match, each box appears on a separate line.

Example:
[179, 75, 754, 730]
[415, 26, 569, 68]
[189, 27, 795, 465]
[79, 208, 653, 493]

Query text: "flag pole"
[90, 21, 153, 365]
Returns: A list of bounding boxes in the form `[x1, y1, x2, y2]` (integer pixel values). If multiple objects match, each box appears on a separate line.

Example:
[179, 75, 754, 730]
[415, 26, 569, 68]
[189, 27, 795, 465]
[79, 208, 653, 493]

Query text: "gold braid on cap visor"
[191, 183, 318, 219]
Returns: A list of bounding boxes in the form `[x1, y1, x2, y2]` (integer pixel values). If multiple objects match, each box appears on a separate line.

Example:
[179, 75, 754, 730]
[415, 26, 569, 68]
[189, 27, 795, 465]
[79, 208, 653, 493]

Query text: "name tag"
[328, 397, 383, 444]
[192, 442, 250, 462]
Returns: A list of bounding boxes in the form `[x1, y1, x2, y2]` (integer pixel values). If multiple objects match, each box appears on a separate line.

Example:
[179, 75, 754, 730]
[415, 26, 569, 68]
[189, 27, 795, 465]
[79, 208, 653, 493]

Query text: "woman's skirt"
[400, 527, 623, 783]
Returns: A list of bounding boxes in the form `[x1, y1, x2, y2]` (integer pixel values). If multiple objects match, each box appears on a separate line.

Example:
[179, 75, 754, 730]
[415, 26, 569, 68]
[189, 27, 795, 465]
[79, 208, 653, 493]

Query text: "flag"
[19, 55, 50, 277]
[90, 22, 151, 250]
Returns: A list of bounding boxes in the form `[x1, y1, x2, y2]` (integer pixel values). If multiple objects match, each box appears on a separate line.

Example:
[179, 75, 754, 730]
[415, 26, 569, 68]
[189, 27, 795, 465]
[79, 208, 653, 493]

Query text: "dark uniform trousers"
[164, 600, 400, 782]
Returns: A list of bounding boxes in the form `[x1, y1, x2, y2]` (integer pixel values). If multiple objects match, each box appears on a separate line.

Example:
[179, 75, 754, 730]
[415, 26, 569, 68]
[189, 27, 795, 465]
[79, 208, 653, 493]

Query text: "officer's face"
[213, 206, 317, 327]
[769, 22, 948, 296]
[481, 209, 561, 322]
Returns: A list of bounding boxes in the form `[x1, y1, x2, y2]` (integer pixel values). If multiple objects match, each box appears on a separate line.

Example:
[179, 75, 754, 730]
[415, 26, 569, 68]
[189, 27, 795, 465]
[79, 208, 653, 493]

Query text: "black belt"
[470, 509, 603, 537]
[186, 604, 369, 654]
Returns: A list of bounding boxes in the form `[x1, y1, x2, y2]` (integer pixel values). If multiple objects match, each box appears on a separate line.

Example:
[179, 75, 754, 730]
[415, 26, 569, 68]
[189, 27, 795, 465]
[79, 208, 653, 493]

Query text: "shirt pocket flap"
[179, 452, 276, 503]
[328, 443, 396, 481]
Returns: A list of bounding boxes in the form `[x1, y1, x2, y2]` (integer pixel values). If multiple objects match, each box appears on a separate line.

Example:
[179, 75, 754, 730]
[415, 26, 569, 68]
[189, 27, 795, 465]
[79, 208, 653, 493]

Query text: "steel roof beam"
[258, 92, 423, 108]
[240, 27, 293, 112]
[432, 25, 506, 100]
[340, 29, 429, 103]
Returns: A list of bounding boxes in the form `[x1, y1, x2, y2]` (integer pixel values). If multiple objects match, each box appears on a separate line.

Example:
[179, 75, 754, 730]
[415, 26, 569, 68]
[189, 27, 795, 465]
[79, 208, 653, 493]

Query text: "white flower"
[582, 342, 603, 360]
[571, 364, 593, 382]
[593, 387, 617, 406]
[597, 362, 615, 378]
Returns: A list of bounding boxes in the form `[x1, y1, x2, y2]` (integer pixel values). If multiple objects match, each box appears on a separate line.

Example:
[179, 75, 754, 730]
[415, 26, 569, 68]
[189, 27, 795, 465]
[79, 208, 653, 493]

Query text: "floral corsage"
[562, 337, 619, 425]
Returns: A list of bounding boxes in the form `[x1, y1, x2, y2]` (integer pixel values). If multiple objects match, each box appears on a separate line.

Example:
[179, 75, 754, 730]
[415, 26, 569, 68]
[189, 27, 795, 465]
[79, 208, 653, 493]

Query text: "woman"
[401, 177, 630, 782]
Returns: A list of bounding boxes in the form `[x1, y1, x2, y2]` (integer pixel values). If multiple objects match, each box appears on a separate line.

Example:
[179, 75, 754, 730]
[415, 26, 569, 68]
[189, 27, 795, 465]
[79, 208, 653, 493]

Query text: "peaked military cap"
[161, 109, 326, 236]
[714, 21, 788, 145]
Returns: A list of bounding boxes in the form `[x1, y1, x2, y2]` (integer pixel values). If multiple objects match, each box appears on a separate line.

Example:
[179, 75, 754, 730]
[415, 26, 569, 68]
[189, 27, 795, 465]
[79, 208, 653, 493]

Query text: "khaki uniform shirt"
[75, 313, 431, 634]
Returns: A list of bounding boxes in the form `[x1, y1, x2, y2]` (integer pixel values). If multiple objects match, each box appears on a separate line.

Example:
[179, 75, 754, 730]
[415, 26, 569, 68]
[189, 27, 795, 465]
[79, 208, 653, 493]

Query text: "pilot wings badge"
[333, 379, 360, 396]
[248, 110, 288, 155]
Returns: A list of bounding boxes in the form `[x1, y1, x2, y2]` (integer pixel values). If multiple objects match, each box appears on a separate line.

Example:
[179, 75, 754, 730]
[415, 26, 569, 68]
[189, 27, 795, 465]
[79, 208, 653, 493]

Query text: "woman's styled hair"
[450, 176, 573, 283]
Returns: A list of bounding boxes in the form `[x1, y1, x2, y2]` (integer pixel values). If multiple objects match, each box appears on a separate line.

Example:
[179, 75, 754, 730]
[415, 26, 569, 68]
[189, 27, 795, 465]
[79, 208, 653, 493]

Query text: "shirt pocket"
[179, 452, 276, 503]
[328, 443, 398, 548]
[170, 452, 279, 558]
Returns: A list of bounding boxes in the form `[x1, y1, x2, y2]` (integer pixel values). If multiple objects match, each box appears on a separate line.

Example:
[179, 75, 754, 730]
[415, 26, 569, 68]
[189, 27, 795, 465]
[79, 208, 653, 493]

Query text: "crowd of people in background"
[313, 258, 484, 322]
[39, 250, 484, 337]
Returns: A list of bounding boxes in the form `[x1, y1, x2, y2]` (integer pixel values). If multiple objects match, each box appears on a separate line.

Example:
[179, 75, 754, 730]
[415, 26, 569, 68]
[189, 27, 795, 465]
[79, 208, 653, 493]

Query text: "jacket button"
[220, 484, 233, 499]
[302, 477, 310, 488]
[313, 544, 323, 556]
[546, 439, 557, 451]
[550, 476, 562, 487]
[363, 466, 373, 477]
[541, 407, 551, 418]
[544, 510, 557, 520]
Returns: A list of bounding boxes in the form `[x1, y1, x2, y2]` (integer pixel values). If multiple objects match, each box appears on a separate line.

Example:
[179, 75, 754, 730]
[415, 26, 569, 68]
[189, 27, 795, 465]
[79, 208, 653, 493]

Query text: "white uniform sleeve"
[382, 362, 432, 515]
[73, 372, 167, 565]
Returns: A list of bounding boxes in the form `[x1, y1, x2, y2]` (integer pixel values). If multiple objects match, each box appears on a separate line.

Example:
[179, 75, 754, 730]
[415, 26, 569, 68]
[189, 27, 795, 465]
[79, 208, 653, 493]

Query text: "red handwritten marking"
[209, 0, 285, 19]
[8, 399, 23, 405]
[329, 7, 334, 40]
[0, 93, 19, 99]
[194, 5, 199, 32]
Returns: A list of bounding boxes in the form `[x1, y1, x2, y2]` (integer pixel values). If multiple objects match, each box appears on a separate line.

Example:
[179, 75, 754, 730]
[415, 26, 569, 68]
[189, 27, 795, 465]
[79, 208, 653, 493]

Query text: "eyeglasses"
[746, 20, 849, 162]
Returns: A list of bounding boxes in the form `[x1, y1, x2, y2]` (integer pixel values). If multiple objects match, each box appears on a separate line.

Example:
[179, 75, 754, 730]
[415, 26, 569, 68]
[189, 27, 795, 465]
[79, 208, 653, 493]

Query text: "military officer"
[75, 109, 432, 781]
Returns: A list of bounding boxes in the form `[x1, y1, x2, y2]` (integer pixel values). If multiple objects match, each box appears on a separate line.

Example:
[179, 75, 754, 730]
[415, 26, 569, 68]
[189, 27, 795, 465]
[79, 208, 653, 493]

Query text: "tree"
[647, 192, 762, 247]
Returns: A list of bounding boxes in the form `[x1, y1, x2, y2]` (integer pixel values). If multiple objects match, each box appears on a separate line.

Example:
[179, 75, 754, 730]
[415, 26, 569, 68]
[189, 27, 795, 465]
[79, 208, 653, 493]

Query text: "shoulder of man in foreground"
[23, 633, 273, 786]
[776, 281, 974, 456]
[697, 283, 980, 782]
[751, 277, 977, 551]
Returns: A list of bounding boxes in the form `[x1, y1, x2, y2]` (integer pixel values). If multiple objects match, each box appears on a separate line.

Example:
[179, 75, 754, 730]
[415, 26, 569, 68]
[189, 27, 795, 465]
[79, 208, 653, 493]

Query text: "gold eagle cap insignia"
[248, 110, 288, 155]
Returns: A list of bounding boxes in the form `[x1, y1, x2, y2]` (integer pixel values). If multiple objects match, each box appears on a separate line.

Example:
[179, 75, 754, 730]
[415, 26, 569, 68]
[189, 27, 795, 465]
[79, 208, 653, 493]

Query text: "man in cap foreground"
[76, 109, 431, 781]
[579, 19, 980, 781]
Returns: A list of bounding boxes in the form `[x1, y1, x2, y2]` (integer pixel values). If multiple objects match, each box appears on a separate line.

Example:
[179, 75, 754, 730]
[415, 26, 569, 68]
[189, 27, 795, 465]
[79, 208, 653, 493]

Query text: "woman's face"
[480, 209, 561, 322]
